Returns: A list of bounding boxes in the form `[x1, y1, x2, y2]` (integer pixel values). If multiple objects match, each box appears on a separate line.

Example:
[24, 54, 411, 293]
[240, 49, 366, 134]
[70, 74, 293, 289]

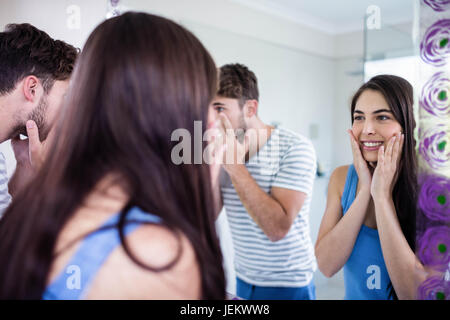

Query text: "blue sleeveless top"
[341, 165, 392, 300]
[42, 206, 161, 300]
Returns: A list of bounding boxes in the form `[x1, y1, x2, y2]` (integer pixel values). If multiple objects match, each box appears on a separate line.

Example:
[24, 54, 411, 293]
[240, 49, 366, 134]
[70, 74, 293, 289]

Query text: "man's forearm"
[226, 164, 289, 241]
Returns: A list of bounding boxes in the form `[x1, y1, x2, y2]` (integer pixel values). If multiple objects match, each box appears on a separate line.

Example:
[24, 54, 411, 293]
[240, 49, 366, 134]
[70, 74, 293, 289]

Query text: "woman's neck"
[82, 173, 129, 214]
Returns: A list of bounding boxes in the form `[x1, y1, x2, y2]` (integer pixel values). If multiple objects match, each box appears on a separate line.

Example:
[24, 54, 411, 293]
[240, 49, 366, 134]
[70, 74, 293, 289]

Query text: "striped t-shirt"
[220, 127, 317, 287]
[0, 152, 12, 218]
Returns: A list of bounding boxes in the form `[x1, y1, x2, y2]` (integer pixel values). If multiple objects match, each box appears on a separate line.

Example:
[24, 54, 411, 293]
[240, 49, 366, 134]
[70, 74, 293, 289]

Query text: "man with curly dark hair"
[0, 23, 78, 214]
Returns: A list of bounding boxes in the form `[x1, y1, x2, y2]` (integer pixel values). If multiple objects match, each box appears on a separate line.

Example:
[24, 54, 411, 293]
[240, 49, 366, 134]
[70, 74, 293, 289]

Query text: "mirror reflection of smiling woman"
[315, 75, 427, 300]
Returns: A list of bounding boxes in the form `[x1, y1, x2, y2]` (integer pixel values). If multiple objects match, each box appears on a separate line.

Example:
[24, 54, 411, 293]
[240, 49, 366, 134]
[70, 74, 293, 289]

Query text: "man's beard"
[9, 95, 50, 141]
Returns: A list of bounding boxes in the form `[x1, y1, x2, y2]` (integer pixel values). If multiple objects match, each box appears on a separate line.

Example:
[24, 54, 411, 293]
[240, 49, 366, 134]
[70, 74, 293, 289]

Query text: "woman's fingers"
[348, 130, 362, 160]
[399, 133, 404, 161]
[392, 133, 401, 164]
[347, 130, 356, 153]
[377, 145, 385, 168]
[348, 130, 367, 171]
[392, 133, 404, 183]
[386, 132, 403, 169]
[347, 129, 357, 145]
[348, 129, 372, 186]
[385, 134, 396, 164]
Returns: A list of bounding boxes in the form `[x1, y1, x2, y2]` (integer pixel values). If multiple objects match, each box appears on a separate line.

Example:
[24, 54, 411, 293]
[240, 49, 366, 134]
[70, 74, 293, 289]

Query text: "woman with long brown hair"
[0, 12, 225, 299]
[315, 75, 426, 299]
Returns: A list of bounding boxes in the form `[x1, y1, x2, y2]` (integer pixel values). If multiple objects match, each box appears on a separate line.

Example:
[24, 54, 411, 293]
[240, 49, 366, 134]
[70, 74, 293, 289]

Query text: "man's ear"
[22, 76, 41, 102]
[244, 99, 258, 118]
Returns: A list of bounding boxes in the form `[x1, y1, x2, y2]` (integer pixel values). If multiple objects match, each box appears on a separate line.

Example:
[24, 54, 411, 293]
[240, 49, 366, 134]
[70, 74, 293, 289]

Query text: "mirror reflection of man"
[0, 23, 78, 216]
[209, 63, 318, 300]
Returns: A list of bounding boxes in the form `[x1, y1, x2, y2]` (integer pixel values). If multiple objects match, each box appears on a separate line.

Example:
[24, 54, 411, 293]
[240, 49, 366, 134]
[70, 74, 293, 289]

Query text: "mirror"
[0, 0, 426, 300]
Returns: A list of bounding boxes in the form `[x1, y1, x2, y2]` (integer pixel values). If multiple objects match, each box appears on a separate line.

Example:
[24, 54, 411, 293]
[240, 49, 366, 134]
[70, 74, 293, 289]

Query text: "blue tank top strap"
[339, 164, 392, 299]
[42, 206, 161, 300]
[341, 164, 358, 214]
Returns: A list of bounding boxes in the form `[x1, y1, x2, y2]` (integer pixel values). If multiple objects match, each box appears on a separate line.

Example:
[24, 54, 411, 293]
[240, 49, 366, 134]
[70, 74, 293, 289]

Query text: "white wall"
[332, 57, 364, 169]
[0, 0, 105, 49]
[125, 0, 336, 59]
[332, 31, 365, 170]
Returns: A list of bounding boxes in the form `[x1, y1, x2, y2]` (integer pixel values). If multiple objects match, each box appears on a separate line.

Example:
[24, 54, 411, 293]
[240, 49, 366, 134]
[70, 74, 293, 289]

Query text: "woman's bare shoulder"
[329, 165, 351, 197]
[86, 224, 201, 299]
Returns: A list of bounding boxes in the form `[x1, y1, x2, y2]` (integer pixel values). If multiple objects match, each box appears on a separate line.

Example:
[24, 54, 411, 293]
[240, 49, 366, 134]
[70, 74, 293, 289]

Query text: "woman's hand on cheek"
[371, 132, 404, 201]
[348, 129, 372, 189]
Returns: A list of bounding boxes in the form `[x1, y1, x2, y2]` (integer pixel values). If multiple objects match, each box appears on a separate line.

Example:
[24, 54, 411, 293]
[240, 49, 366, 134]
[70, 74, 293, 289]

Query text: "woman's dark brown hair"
[0, 12, 225, 299]
[350, 74, 417, 300]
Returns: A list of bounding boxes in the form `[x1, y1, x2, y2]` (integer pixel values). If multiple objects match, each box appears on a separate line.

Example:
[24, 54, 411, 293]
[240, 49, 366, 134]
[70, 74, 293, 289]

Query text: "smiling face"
[352, 89, 403, 163]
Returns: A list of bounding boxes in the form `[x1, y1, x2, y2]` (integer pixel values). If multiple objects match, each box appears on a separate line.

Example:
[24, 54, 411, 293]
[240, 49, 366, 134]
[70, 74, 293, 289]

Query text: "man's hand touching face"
[11, 120, 47, 171]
